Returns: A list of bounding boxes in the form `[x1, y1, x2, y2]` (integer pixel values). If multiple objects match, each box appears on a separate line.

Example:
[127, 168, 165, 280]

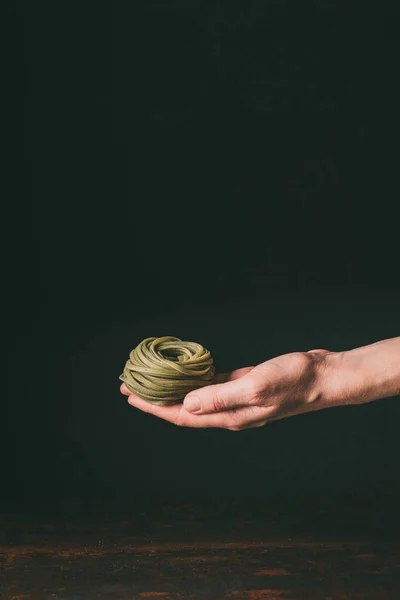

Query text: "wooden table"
[1, 496, 400, 599]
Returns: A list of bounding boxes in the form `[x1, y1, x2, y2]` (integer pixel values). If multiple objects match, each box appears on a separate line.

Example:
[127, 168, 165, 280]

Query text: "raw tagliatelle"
[119, 336, 215, 406]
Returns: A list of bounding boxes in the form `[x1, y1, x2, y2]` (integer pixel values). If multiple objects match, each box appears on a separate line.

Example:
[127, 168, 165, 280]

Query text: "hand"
[120, 348, 334, 431]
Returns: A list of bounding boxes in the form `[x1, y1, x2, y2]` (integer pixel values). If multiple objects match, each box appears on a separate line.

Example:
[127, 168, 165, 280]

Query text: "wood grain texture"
[1, 502, 400, 600]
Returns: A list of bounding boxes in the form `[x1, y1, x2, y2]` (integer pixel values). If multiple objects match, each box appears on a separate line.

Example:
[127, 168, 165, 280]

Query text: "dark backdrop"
[6, 1, 399, 516]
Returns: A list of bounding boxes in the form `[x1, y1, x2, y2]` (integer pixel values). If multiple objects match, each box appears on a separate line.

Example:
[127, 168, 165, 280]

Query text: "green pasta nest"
[119, 336, 215, 406]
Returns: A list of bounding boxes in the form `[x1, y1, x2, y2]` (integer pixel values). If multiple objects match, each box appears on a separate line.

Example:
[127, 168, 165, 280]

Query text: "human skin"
[120, 337, 400, 431]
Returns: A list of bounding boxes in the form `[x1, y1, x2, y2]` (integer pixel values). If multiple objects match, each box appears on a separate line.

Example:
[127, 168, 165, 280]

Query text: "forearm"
[326, 337, 400, 406]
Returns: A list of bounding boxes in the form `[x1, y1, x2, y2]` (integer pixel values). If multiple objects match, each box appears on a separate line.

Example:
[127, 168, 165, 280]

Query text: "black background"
[5, 1, 399, 517]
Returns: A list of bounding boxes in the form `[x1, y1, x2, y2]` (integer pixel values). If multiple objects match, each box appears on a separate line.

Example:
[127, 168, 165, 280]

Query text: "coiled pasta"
[119, 336, 215, 405]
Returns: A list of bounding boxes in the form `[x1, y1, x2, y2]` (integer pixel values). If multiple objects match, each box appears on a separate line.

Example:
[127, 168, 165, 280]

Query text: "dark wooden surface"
[1, 496, 400, 599]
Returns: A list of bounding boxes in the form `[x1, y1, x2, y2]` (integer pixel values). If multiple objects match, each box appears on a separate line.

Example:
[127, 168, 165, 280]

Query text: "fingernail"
[184, 395, 201, 413]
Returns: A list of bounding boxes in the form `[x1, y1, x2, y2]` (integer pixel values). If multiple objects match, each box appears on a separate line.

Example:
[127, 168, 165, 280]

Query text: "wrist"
[323, 338, 400, 407]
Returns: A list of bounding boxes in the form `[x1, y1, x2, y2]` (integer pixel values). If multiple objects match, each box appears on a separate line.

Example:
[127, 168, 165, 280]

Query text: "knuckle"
[228, 422, 246, 432]
[289, 351, 312, 370]
[212, 389, 226, 412]
[175, 408, 188, 428]
[280, 352, 314, 380]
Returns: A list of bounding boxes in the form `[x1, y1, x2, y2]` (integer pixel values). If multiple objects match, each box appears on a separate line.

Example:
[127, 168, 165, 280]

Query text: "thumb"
[183, 376, 252, 415]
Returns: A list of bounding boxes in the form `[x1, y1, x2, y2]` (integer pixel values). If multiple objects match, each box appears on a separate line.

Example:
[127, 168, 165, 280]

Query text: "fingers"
[307, 349, 331, 354]
[120, 383, 130, 396]
[214, 367, 254, 384]
[121, 368, 254, 406]
[127, 393, 268, 430]
[126, 394, 182, 423]
[183, 373, 255, 415]
[122, 366, 264, 429]
[226, 366, 255, 380]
